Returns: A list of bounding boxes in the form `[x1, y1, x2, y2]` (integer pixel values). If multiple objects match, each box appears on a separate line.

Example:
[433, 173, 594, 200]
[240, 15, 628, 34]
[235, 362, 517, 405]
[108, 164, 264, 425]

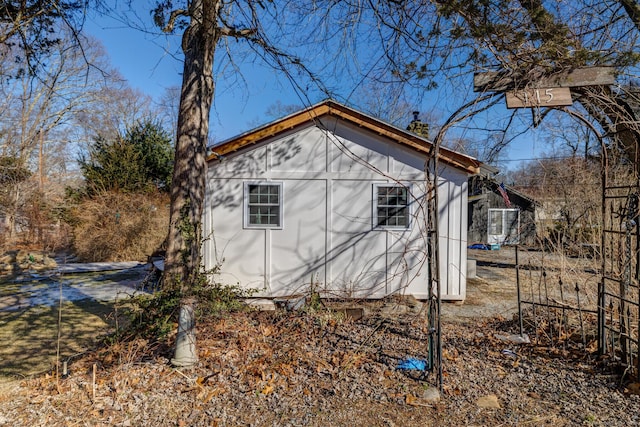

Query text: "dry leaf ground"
[0, 249, 639, 426]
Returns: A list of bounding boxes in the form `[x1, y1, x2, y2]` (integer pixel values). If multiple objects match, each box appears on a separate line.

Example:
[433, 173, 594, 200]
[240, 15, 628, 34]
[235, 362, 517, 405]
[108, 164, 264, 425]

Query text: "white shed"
[203, 100, 480, 301]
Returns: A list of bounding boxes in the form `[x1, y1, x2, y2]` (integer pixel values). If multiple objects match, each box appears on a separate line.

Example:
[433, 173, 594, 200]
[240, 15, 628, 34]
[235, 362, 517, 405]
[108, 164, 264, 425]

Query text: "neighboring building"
[203, 100, 480, 301]
[468, 165, 538, 246]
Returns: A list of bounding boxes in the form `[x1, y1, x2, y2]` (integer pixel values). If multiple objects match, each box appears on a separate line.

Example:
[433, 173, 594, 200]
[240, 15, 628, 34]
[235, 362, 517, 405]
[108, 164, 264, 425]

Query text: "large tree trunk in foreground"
[165, 0, 220, 292]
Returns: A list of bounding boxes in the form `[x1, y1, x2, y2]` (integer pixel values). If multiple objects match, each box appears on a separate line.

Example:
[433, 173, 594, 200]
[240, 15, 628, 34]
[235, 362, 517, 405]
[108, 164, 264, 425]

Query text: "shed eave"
[206, 99, 480, 174]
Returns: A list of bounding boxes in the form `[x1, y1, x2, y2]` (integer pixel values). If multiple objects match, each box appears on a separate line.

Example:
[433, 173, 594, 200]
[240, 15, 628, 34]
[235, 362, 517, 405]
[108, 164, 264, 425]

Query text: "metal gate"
[516, 245, 599, 352]
[599, 171, 640, 377]
[515, 156, 640, 380]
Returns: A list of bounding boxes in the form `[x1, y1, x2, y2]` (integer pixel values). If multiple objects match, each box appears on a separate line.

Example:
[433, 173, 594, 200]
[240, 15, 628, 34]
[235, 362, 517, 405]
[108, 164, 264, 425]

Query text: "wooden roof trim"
[209, 104, 331, 155]
[324, 104, 480, 173]
[208, 100, 480, 174]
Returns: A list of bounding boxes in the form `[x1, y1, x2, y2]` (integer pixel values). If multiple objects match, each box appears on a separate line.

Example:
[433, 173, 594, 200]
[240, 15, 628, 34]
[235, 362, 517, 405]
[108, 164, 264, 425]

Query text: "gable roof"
[207, 99, 481, 174]
[469, 174, 540, 209]
[493, 181, 538, 207]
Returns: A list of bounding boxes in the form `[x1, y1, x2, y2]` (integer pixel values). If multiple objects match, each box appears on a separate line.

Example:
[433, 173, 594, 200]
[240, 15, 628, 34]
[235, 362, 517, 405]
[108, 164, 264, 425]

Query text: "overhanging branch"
[219, 27, 255, 38]
[162, 8, 188, 33]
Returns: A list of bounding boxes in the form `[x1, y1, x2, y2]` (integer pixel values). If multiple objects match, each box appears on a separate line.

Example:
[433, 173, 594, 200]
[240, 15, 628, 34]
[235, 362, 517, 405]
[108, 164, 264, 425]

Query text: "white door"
[488, 208, 520, 245]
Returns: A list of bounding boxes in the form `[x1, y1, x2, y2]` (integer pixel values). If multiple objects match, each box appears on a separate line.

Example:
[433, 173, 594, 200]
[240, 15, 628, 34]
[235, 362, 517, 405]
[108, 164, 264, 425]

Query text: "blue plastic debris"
[468, 243, 490, 250]
[397, 357, 427, 371]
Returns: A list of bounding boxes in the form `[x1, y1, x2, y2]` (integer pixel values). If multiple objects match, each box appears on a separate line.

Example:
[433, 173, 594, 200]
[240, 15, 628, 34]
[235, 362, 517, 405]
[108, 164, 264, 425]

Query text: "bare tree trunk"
[7, 187, 19, 240]
[619, 0, 640, 31]
[164, 0, 220, 292]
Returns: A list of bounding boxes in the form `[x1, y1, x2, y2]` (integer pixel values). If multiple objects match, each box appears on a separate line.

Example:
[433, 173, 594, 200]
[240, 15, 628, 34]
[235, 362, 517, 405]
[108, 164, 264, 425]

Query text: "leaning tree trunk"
[165, 0, 220, 293]
[165, 0, 222, 368]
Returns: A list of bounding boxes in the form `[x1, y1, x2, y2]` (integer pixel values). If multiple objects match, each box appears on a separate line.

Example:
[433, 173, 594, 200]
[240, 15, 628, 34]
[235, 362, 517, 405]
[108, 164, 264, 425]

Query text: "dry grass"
[71, 191, 169, 262]
[0, 299, 117, 381]
[470, 246, 601, 309]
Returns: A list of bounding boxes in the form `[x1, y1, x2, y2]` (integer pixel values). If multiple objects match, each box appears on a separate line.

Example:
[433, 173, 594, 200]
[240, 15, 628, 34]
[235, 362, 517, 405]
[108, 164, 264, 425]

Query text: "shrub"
[70, 191, 169, 262]
[114, 270, 252, 342]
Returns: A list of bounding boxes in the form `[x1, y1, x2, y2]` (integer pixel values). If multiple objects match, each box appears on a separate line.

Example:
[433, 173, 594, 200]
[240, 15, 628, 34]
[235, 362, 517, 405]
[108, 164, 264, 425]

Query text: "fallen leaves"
[197, 387, 225, 403]
[405, 391, 439, 407]
[260, 384, 274, 395]
[1, 309, 638, 426]
[405, 394, 421, 406]
[476, 394, 501, 409]
[625, 382, 640, 395]
[260, 324, 274, 337]
[442, 348, 459, 361]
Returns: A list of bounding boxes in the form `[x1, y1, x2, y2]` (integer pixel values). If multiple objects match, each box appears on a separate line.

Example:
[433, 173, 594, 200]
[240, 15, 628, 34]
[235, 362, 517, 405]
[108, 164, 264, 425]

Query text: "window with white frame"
[374, 184, 411, 229]
[488, 208, 520, 244]
[244, 182, 283, 228]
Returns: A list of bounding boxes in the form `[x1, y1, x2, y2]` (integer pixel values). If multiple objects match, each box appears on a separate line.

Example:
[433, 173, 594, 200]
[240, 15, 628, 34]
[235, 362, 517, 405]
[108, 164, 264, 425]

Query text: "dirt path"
[441, 276, 520, 323]
[0, 266, 149, 311]
[441, 248, 522, 323]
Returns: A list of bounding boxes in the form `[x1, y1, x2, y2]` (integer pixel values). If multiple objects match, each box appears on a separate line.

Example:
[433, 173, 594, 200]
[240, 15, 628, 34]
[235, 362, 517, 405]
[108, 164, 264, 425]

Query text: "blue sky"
[83, 6, 546, 170]
[84, 8, 309, 143]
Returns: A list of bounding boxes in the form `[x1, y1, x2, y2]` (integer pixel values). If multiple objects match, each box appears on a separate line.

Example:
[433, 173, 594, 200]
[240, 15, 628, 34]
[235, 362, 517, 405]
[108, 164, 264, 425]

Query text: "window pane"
[505, 210, 519, 237]
[376, 186, 409, 228]
[377, 207, 389, 226]
[249, 213, 260, 224]
[268, 206, 280, 225]
[392, 209, 407, 226]
[247, 184, 281, 227]
[489, 211, 503, 235]
[249, 185, 259, 204]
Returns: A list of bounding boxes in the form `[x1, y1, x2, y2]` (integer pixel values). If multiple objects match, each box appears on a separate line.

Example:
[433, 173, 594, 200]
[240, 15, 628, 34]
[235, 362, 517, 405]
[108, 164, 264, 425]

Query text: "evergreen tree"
[79, 120, 174, 195]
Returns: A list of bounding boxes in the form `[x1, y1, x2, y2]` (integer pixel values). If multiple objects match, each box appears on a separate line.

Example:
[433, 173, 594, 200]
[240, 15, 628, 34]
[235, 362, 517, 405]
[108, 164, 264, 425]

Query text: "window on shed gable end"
[374, 184, 410, 229]
[244, 182, 283, 228]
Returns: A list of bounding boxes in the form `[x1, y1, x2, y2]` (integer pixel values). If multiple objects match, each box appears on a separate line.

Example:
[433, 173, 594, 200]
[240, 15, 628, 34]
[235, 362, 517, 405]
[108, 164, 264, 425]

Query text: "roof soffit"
[207, 100, 480, 174]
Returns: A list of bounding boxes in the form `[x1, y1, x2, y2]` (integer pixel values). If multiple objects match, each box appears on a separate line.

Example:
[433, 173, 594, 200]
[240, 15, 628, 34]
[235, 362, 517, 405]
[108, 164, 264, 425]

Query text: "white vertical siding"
[325, 121, 389, 174]
[400, 195, 431, 297]
[205, 178, 268, 289]
[270, 179, 327, 295]
[329, 179, 387, 297]
[270, 128, 326, 173]
[437, 166, 469, 300]
[204, 122, 469, 301]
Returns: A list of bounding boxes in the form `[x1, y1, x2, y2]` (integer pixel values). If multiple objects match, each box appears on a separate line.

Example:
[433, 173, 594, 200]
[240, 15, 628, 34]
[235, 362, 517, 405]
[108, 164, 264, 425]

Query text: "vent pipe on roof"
[407, 111, 429, 139]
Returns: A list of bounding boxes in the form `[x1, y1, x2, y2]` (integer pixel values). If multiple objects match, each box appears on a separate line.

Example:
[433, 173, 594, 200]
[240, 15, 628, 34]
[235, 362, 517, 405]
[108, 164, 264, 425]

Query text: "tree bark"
[619, 0, 640, 31]
[164, 0, 221, 291]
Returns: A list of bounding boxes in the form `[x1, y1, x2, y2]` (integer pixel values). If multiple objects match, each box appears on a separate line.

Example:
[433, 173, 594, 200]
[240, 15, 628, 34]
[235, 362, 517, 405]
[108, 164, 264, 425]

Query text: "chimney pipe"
[407, 111, 429, 139]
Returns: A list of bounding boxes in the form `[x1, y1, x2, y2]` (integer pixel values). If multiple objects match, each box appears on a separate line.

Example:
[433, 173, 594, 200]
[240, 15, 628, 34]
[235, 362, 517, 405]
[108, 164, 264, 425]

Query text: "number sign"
[505, 87, 572, 109]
